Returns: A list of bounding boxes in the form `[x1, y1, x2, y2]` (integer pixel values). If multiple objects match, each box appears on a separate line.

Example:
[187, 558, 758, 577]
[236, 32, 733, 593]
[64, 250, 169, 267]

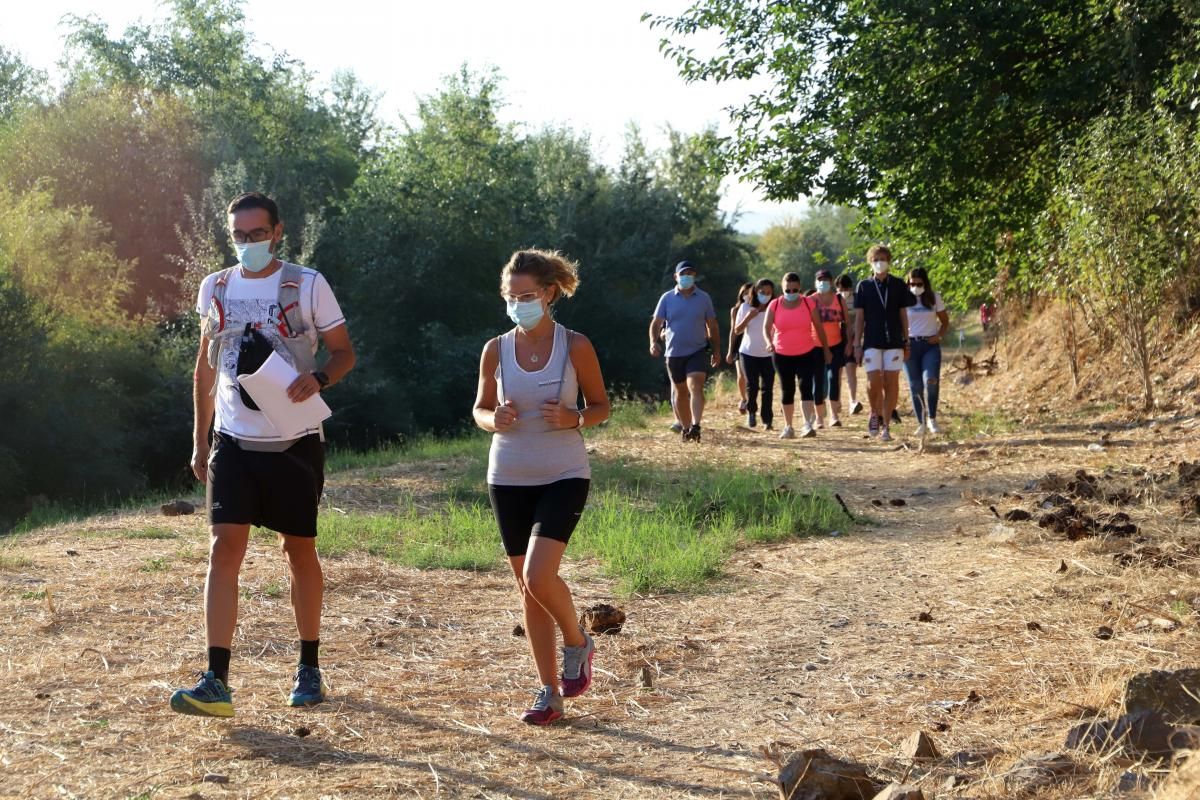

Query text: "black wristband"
[312, 370, 330, 388]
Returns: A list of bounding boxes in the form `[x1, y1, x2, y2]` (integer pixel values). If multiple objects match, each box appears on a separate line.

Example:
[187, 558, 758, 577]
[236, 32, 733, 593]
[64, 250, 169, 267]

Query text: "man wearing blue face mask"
[649, 261, 720, 442]
[171, 192, 356, 719]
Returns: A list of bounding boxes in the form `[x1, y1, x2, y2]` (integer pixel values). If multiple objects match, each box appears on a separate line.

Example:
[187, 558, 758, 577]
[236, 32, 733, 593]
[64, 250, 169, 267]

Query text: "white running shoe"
[850, 400, 864, 415]
[813, 417, 824, 430]
[880, 427, 893, 442]
[800, 425, 816, 438]
[780, 425, 795, 440]
[915, 423, 927, 439]
[927, 417, 941, 434]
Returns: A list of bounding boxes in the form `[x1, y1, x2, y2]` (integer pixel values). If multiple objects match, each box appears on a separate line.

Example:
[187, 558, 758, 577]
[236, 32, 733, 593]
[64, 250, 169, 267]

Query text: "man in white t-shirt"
[170, 192, 356, 719]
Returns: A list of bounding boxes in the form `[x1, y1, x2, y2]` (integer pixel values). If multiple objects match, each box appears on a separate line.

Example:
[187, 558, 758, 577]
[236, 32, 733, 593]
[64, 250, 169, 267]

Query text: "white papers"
[237, 351, 331, 435]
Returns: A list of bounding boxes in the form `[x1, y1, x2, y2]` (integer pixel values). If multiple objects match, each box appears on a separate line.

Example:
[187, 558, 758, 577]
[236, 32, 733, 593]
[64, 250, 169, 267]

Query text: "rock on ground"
[777, 749, 884, 800]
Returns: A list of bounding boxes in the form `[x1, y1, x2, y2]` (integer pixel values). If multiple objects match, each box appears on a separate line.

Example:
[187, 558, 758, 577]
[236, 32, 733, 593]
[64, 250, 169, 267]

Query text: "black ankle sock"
[207, 647, 231, 684]
[299, 639, 320, 669]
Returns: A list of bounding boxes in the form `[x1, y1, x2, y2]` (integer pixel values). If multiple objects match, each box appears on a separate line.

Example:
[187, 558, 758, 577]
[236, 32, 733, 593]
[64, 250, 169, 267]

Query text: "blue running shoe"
[170, 671, 233, 718]
[288, 664, 328, 707]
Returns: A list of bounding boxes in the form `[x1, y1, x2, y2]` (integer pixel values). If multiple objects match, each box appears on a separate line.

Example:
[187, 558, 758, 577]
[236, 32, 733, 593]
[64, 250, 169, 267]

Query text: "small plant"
[123, 527, 178, 540]
[0, 552, 34, 570]
[140, 557, 170, 573]
[20, 589, 47, 600]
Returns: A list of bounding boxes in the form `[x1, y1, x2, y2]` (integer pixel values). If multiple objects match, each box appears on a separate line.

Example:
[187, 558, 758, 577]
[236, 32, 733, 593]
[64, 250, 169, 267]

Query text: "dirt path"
[2, 385, 1198, 799]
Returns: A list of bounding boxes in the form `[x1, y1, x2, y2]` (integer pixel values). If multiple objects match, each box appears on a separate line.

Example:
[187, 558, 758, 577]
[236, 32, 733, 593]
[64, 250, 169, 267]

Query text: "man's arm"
[649, 318, 665, 357]
[706, 317, 721, 368]
[286, 323, 356, 403]
[191, 338, 216, 483]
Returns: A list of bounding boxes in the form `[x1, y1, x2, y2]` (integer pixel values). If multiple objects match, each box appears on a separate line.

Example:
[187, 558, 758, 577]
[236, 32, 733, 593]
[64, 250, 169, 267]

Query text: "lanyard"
[873, 278, 891, 343]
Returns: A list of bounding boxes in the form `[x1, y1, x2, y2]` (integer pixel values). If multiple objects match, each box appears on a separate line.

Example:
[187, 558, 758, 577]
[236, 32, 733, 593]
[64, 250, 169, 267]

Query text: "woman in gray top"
[472, 249, 611, 725]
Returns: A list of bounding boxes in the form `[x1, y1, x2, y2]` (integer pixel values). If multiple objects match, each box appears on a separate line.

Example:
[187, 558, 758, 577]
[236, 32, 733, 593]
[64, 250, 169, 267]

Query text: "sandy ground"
[2, 367, 1198, 799]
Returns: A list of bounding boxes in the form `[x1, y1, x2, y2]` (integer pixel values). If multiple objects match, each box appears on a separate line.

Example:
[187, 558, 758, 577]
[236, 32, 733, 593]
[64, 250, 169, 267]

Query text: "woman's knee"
[522, 564, 557, 599]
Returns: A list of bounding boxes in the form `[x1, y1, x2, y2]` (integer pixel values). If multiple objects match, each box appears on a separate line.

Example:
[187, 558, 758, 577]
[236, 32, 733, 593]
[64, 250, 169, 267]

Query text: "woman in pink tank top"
[763, 272, 832, 439]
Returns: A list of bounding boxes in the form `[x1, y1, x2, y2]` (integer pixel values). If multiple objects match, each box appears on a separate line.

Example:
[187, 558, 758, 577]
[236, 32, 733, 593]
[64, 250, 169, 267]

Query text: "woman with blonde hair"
[473, 249, 611, 724]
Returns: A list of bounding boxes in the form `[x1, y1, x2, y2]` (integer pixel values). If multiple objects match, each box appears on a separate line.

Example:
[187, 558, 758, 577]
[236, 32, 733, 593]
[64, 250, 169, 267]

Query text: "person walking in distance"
[727, 283, 753, 414]
[171, 192, 356, 718]
[837, 273, 863, 415]
[904, 267, 950, 438]
[853, 245, 915, 443]
[649, 261, 720, 443]
[473, 249, 610, 724]
[733, 278, 776, 430]
[763, 272, 832, 439]
[810, 269, 851, 428]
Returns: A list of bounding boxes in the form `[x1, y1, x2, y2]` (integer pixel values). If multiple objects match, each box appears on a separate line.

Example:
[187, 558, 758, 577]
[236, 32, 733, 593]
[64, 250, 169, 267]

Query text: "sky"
[5, 0, 809, 233]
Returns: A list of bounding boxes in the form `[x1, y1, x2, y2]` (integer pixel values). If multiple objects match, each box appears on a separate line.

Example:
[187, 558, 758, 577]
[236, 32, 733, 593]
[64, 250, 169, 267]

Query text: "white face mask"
[911, 286, 925, 297]
[871, 260, 889, 275]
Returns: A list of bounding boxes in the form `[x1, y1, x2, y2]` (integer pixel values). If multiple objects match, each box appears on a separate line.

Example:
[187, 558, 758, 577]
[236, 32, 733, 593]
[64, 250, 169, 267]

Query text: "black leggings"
[488, 478, 590, 557]
[824, 345, 847, 404]
[773, 349, 824, 405]
[740, 353, 774, 425]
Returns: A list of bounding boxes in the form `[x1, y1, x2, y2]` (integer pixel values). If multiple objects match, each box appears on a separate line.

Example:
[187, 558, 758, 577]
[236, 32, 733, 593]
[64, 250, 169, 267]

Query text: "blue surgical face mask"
[506, 298, 545, 330]
[677, 274, 695, 290]
[784, 290, 800, 301]
[235, 239, 275, 273]
[756, 291, 771, 305]
[817, 280, 832, 293]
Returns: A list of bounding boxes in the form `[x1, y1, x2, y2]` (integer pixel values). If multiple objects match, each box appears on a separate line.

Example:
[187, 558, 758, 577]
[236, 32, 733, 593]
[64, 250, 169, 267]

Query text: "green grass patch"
[140, 557, 170, 573]
[21, 589, 47, 600]
[121, 527, 178, 540]
[317, 451, 844, 595]
[319, 503, 500, 571]
[950, 409, 1017, 439]
[595, 398, 652, 432]
[326, 434, 489, 473]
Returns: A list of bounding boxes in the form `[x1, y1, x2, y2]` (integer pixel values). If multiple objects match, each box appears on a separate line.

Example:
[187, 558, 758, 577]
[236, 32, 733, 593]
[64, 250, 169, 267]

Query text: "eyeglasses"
[908, 282, 925, 288]
[231, 227, 274, 244]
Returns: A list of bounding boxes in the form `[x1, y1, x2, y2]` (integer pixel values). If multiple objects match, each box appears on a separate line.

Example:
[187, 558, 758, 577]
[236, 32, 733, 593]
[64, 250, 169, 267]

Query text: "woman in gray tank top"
[472, 249, 610, 725]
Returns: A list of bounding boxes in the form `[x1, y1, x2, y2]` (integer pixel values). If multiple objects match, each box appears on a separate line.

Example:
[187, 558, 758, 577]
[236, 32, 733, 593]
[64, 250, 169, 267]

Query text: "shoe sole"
[170, 692, 234, 718]
[521, 709, 564, 725]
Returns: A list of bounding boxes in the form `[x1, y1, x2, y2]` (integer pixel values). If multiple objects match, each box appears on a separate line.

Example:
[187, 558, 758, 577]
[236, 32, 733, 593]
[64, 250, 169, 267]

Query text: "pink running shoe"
[520, 686, 564, 725]
[560, 629, 595, 698]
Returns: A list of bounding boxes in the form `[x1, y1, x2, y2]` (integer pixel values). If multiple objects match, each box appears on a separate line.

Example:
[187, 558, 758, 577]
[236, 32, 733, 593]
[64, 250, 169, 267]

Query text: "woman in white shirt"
[904, 267, 951, 437]
[732, 278, 776, 429]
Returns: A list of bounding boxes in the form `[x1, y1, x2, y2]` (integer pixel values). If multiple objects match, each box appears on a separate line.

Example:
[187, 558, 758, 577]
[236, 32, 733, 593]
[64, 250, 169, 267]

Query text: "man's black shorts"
[666, 348, 709, 385]
[488, 478, 590, 557]
[207, 432, 325, 537]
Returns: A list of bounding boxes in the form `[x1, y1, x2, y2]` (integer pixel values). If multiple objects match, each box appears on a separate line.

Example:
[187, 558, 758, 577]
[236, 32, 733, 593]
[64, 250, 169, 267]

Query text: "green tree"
[647, 1, 1200, 295]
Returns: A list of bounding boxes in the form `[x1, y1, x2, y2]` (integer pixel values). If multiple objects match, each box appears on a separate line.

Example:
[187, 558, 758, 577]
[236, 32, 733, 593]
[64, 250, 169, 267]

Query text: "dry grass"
[1, 350, 1198, 798]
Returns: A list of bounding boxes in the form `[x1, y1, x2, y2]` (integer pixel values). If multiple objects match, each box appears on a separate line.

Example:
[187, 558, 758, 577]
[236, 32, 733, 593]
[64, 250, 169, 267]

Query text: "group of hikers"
[172, 191, 951, 727]
[652, 247, 951, 444]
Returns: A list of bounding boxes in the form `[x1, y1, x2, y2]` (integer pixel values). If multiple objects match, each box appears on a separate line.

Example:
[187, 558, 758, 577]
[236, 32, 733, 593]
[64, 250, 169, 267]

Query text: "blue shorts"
[666, 349, 709, 384]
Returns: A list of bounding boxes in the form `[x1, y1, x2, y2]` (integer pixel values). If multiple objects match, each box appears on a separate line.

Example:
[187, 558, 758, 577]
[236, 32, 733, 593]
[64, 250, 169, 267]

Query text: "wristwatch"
[312, 370, 330, 389]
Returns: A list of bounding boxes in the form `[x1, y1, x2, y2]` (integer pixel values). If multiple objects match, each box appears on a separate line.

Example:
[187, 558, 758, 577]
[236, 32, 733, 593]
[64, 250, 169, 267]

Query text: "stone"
[872, 785, 925, 800]
[1004, 508, 1033, 522]
[1002, 752, 1078, 795]
[201, 774, 229, 784]
[579, 603, 626, 634]
[1095, 625, 1114, 640]
[1117, 770, 1152, 793]
[160, 499, 195, 517]
[777, 749, 885, 800]
[900, 730, 940, 759]
[1124, 669, 1200, 724]
[1065, 719, 1111, 753]
[511, 623, 525, 637]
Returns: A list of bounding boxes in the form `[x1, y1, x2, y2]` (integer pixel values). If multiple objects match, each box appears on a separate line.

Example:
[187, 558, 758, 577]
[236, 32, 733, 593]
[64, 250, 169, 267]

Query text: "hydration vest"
[200, 261, 319, 383]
